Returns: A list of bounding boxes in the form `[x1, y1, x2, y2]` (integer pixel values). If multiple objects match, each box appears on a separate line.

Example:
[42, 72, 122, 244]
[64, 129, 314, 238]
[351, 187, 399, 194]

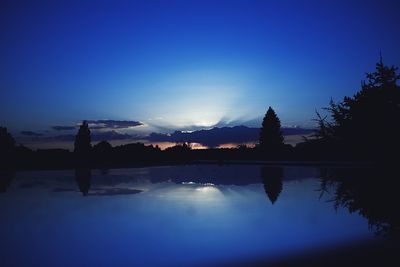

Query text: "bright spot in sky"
[137, 69, 250, 130]
[163, 85, 241, 128]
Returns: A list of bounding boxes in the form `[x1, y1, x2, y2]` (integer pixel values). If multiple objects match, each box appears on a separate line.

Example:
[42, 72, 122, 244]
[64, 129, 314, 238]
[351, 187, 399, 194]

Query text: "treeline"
[0, 136, 377, 170]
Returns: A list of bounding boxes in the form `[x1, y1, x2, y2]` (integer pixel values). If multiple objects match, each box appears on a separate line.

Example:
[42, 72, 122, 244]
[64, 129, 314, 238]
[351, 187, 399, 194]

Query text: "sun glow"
[141, 69, 248, 130]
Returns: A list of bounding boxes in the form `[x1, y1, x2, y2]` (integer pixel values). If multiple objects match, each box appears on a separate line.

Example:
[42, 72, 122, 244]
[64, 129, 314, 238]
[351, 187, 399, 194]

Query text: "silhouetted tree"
[162, 142, 193, 162]
[92, 140, 113, 165]
[93, 140, 112, 154]
[0, 127, 15, 153]
[260, 166, 283, 204]
[259, 107, 284, 149]
[315, 57, 400, 159]
[74, 121, 92, 155]
[0, 127, 16, 168]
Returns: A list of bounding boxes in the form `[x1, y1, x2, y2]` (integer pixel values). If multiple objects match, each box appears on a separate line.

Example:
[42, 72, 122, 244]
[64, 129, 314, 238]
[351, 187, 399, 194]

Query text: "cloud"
[51, 120, 143, 131]
[91, 130, 134, 141]
[36, 130, 138, 142]
[44, 126, 313, 147]
[47, 134, 75, 141]
[148, 126, 315, 147]
[52, 126, 76, 131]
[20, 131, 43, 136]
[86, 120, 143, 129]
[148, 126, 257, 147]
[214, 117, 262, 128]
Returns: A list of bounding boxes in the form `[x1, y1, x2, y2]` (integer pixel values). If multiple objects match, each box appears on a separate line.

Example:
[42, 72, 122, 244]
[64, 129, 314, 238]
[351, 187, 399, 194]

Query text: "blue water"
[0, 165, 374, 267]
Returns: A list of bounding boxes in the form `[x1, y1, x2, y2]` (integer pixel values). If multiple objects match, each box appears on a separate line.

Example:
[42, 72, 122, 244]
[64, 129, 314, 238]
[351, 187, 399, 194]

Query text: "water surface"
[0, 165, 377, 266]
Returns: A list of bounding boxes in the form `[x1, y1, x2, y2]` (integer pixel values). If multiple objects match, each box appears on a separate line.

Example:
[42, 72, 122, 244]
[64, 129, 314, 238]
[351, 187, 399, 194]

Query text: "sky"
[1, 0, 400, 140]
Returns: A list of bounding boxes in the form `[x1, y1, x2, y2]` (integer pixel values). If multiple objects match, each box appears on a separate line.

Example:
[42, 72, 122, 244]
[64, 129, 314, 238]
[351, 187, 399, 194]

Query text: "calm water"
[0, 165, 376, 267]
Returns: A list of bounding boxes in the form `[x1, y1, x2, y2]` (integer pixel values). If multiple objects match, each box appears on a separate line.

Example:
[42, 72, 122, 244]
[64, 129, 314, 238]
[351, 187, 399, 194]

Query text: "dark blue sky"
[1, 0, 400, 136]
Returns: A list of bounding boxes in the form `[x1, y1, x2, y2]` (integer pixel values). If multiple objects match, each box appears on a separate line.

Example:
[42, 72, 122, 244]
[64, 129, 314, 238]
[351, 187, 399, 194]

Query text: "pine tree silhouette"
[259, 107, 284, 149]
[74, 121, 92, 154]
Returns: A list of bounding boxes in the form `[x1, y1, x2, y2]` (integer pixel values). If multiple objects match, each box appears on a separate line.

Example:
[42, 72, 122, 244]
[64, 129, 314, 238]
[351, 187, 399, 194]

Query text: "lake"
[0, 164, 396, 266]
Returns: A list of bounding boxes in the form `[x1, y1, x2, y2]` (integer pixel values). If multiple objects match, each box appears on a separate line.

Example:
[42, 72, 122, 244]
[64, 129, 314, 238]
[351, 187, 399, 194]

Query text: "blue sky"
[1, 0, 400, 136]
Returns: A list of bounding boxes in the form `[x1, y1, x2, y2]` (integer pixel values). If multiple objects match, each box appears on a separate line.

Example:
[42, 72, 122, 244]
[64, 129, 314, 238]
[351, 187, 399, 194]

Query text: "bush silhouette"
[93, 140, 112, 154]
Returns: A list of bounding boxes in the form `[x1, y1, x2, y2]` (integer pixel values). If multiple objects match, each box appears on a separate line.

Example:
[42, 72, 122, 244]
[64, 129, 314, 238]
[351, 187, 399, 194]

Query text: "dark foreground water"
[0, 165, 396, 267]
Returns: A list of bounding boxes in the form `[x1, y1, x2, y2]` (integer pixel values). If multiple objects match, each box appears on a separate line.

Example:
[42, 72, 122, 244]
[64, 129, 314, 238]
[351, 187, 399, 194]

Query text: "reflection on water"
[75, 168, 91, 196]
[0, 170, 14, 193]
[261, 166, 283, 204]
[0, 164, 396, 267]
[319, 167, 400, 236]
[74, 168, 143, 196]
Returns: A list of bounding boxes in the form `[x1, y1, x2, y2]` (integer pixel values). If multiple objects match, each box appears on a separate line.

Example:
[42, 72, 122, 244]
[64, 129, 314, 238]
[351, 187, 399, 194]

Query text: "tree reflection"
[260, 166, 283, 204]
[319, 167, 400, 236]
[0, 170, 14, 193]
[75, 168, 91, 196]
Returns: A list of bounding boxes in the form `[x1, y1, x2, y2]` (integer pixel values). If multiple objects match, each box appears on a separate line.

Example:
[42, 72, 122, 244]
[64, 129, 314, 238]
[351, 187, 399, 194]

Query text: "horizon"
[15, 124, 314, 151]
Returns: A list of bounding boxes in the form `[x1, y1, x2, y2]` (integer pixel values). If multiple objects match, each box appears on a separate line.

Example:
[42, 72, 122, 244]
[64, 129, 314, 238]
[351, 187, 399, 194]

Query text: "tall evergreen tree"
[259, 107, 284, 149]
[74, 121, 92, 154]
